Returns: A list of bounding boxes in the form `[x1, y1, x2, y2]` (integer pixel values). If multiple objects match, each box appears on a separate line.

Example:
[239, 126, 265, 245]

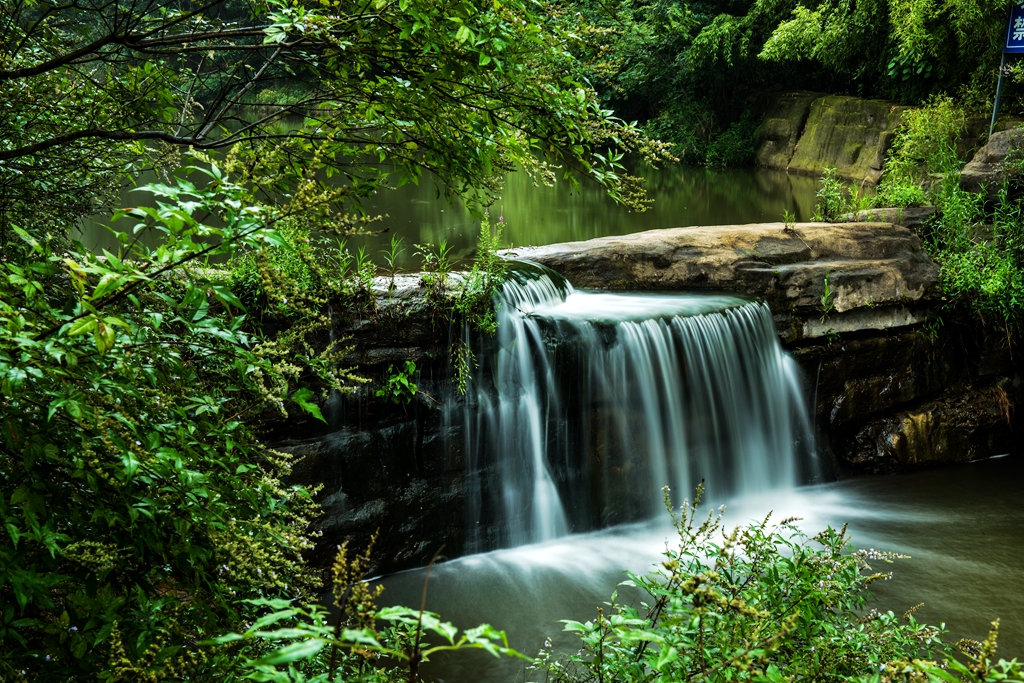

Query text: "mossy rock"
[787, 95, 910, 184]
[754, 91, 822, 170]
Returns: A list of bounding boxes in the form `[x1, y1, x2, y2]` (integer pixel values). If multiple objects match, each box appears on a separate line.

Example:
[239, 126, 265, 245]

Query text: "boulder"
[960, 128, 1024, 195]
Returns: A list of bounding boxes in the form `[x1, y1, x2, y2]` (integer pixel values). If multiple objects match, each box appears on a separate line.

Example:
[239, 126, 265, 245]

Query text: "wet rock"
[840, 381, 1015, 472]
[790, 330, 959, 429]
[279, 406, 468, 575]
[960, 128, 1024, 195]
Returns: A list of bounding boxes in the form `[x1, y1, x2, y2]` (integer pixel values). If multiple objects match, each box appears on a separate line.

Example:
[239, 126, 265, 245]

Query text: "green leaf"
[251, 638, 325, 666]
[66, 316, 98, 337]
[291, 387, 325, 423]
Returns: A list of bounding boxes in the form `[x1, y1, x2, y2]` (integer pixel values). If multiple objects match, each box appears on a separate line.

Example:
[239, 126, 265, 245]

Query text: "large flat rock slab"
[504, 222, 939, 341]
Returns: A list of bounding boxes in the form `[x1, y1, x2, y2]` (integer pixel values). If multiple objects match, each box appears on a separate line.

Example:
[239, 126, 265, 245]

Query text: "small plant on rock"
[376, 360, 418, 405]
[821, 270, 837, 321]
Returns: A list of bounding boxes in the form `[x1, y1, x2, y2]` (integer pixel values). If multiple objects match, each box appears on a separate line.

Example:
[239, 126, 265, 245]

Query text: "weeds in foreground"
[202, 485, 1021, 683]
[533, 485, 1020, 683]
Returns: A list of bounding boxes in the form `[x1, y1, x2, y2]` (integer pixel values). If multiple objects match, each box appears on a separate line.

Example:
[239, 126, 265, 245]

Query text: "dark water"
[376, 456, 1024, 683]
[79, 165, 818, 264]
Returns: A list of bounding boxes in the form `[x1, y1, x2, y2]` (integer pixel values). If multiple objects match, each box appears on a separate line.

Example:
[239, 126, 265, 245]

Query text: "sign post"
[992, 1, 1024, 136]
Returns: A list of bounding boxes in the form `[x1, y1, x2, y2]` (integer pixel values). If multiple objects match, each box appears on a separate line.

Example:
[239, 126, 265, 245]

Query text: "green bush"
[375, 361, 418, 405]
[229, 219, 375, 319]
[877, 95, 966, 208]
[0, 168, 358, 681]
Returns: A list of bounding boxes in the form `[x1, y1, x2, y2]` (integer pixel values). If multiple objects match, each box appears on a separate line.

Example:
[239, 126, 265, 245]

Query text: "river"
[377, 455, 1024, 683]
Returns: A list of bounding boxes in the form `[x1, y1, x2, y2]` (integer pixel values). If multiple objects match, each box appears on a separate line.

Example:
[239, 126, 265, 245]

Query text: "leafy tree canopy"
[0, 0, 671, 242]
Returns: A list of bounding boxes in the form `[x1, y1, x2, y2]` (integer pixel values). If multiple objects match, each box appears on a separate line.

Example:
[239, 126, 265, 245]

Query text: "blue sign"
[1006, 2, 1024, 53]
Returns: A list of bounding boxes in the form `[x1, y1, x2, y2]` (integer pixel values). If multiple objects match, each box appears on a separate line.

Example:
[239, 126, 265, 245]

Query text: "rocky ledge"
[505, 222, 940, 343]
[505, 223, 1018, 475]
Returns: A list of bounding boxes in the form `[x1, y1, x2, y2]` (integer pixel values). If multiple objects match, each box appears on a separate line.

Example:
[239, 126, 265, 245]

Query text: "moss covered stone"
[755, 93, 909, 184]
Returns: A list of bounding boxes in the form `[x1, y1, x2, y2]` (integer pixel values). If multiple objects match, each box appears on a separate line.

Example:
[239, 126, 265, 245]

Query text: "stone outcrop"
[505, 222, 938, 342]
[960, 128, 1024, 195]
[755, 93, 908, 184]
[755, 91, 821, 170]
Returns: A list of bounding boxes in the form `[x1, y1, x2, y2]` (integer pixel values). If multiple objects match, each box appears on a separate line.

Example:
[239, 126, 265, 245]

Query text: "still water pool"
[377, 456, 1024, 683]
[352, 165, 818, 267]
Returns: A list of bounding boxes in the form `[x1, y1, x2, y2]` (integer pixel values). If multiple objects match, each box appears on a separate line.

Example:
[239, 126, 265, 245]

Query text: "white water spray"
[462, 262, 815, 551]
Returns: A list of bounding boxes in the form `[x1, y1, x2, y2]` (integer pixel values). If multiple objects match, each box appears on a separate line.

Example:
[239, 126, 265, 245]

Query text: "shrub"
[533, 485, 945, 682]
[0, 168, 356, 681]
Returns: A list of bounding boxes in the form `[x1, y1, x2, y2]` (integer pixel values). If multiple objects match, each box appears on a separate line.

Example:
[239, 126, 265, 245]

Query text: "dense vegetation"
[2, 0, 1023, 681]
[566, 0, 1023, 164]
[0, 0, 666, 679]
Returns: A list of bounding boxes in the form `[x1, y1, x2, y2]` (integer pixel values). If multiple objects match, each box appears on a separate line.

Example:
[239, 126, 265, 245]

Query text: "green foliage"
[812, 168, 873, 221]
[0, 167, 364, 681]
[532, 486, 1019, 683]
[877, 96, 966, 207]
[229, 219, 377, 320]
[875, 98, 1024, 329]
[813, 168, 850, 221]
[380, 235, 406, 292]
[0, 0, 671, 243]
[782, 209, 796, 232]
[759, 0, 1008, 107]
[203, 539, 526, 682]
[821, 271, 837, 321]
[375, 361, 418, 406]
[418, 217, 509, 394]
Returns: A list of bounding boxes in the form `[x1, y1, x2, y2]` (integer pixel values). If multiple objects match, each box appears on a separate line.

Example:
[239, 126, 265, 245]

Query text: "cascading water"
[462, 262, 816, 552]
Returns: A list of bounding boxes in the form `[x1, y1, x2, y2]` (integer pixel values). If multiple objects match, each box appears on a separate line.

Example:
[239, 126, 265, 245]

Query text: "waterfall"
[462, 262, 816, 552]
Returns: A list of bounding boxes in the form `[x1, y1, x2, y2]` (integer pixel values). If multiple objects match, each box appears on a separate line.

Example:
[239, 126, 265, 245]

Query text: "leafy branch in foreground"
[205, 537, 526, 682]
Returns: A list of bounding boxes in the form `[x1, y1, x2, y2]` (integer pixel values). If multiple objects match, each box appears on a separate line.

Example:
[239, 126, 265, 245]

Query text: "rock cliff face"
[755, 93, 908, 184]
[270, 226, 1019, 574]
